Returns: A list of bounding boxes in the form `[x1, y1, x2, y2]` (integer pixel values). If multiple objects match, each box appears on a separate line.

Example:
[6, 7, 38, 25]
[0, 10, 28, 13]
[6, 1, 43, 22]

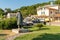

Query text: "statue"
[12, 10, 29, 33]
[12, 10, 23, 33]
[16, 10, 23, 29]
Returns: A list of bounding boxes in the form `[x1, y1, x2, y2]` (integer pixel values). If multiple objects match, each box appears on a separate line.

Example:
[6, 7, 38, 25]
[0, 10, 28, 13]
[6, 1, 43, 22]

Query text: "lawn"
[14, 25, 60, 40]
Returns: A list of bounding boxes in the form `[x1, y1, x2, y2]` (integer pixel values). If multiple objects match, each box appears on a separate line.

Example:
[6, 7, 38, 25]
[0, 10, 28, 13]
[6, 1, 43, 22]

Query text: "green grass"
[14, 25, 60, 40]
[0, 36, 5, 40]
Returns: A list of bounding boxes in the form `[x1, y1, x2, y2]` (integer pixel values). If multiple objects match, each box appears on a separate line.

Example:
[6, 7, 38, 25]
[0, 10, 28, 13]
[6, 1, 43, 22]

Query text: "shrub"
[33, 23, 44, 29]
[0, 20, 4, 29]
[3, 18, 11, 29]
[0, 17, 17, 29]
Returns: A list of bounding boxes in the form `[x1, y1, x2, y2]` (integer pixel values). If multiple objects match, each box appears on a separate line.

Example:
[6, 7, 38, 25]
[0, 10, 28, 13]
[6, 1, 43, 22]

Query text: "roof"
[48, 7, 58, 10]
[31, 15, 48, 18]
[37, 5, 59, 10]
[37, 5, 50, 10]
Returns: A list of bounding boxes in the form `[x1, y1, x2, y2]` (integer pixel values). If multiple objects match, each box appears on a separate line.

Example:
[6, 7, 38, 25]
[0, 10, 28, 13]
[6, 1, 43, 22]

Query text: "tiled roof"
[37, 5, 59, 10]
[48, 7, 58, 10]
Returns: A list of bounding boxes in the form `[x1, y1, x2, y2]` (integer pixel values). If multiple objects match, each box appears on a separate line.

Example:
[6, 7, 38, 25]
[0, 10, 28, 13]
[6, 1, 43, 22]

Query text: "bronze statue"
[16, 10, 23, 29]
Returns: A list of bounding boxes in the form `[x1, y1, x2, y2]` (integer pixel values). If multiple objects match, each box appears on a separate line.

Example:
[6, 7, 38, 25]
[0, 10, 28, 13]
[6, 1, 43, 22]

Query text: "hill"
[14, 2, 50, 18]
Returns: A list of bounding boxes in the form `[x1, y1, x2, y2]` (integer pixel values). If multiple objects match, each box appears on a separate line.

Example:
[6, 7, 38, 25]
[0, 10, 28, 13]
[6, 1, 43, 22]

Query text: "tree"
[5, 8, 12, 13]
[12, 1, 51, 18]
[54, 0, 60, 4]
[0, 8, 4, 18]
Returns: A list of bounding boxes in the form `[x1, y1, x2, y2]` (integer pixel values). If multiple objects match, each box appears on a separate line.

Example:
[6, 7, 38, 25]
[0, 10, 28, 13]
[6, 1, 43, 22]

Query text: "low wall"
[46, 22, 60, 26]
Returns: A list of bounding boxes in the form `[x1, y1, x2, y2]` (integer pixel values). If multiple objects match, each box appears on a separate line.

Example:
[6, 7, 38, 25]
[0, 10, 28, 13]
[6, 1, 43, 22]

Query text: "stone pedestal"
[12, 29, 29, 34]
[12, 29, 20, 34]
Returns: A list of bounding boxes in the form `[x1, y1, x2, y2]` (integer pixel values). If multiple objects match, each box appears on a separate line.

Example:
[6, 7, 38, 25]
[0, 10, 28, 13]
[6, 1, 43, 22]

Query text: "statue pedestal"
[12, 29, 20, 34]
[12, 28, 29, 34]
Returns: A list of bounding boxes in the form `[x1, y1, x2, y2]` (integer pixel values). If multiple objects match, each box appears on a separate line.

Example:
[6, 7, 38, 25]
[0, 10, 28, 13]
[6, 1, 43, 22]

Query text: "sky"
[0, 0, 52, 10]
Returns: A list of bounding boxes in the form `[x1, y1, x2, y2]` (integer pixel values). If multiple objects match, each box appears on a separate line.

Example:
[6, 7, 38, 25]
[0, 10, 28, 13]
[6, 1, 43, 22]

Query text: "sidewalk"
[5, 33, 29, 40]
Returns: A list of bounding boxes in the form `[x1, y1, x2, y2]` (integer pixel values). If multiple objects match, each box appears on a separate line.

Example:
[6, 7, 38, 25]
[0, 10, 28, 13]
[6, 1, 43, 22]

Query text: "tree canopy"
[0, 0, 60, 18]
[13, 2, 50, 18]
[0, 8, 4, 15]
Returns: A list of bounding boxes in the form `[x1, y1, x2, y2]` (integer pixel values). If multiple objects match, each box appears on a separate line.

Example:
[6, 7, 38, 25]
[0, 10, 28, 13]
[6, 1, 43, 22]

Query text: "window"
[41, 12, 45, 15]
[50, 11, 52, 14]
[40, 8, 42, 10]
[43, 8, 45, 10]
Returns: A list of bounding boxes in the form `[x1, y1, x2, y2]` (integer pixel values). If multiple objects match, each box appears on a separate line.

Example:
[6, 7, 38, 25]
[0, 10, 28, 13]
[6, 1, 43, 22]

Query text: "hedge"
[0, 17, 17, 29]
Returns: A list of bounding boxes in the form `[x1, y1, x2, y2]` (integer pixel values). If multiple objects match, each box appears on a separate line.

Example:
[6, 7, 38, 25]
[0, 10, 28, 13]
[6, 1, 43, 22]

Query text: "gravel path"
[5, 33, 28, 40]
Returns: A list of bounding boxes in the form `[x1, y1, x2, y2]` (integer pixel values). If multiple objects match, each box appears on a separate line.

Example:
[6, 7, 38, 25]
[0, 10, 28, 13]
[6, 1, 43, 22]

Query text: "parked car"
[32, 19, 46, 25]
[32, 19, 40, 23]
[23, 17, 33, 26]
[39, 18, 46, 25]
[23, 21, 33, 26]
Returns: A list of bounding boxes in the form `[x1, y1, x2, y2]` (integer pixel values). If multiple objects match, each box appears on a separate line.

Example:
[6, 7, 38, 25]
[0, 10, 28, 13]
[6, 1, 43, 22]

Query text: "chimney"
[50, 1, 54, 6]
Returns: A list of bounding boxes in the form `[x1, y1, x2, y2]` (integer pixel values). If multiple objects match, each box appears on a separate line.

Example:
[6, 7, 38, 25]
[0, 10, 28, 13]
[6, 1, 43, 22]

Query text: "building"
[37, 4, 60, 22]
[7, 13, 17, 18]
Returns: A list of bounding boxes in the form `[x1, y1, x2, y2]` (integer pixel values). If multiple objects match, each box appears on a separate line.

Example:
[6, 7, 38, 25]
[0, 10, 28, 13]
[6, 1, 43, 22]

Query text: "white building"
[7, 13, 17, 18]
[37, 5, 59, 16]
[37, 5, 60, 22]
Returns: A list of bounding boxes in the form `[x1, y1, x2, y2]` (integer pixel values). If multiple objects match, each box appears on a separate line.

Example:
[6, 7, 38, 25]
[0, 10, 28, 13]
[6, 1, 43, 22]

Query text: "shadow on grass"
[23, 26, 50, 32]
[32, 33, 60, 40]
[40, 28, 49, 30]
[0, 34, 7, 36]
[33, 27, 50, 31]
